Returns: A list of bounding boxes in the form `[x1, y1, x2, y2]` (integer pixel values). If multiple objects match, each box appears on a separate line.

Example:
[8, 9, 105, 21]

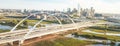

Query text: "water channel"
[0, 25, 12, 30]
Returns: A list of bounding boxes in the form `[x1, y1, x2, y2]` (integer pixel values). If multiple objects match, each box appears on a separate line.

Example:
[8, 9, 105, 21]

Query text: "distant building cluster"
[0, 6, 104, 20]
[66, 7, 97, 18]
[0, 9, 23, 16]
[80, 7, 95, 18]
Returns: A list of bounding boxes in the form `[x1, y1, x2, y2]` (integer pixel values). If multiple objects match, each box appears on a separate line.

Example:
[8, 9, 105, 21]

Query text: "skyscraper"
[89, 7, 95, 18]
[67, 8, 71, 13]
[77, 3, 81, 17]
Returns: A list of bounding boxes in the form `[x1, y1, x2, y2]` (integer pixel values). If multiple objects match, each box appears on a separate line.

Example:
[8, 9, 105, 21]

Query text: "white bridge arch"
[10, 14, 34, 32]
[0, 12, 106, 46]
[18, 14, 64, 46]
[9, 13, 77, 46]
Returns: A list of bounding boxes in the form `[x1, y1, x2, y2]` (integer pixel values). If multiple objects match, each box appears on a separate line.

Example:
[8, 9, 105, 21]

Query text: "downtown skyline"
[0, 0, 120, 14]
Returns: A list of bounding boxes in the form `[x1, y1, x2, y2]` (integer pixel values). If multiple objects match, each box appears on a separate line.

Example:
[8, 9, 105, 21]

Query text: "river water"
[65, 34, 112, 46]
[0, 25, 12, 30]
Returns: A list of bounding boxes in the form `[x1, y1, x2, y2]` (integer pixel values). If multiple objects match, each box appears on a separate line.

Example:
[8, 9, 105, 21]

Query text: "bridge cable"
[20, 14, 63, 45]
[64, 14, 79, 31]
[19, 16, 45, 46]
[10, 15, 32, 32]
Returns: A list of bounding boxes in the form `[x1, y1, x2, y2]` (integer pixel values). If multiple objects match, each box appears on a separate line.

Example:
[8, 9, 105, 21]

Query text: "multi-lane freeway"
[0, 20, 104, 44]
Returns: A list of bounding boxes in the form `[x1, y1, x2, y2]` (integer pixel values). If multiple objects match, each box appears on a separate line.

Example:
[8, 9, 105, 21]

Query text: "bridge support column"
[10, 42, 13, 46]
[76, 28, 82, 34]
[18, 40, 24, 46]
[4, 42, 13, 46]
[76, 28, 79, 31]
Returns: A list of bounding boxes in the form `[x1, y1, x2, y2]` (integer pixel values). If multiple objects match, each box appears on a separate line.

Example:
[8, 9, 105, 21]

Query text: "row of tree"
[0, 19, 28, 27]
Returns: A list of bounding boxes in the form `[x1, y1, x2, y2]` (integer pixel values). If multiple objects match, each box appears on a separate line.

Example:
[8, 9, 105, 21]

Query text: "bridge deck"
[0, 21, 104, 44]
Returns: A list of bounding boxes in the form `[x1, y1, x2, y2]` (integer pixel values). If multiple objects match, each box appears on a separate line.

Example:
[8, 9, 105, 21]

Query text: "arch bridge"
[0, 13, 104, 46]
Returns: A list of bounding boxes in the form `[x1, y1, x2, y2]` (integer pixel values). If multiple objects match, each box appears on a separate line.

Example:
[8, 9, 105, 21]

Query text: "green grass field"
[74, 29, 120, 42]
[0, 29, 9, 33]
[35, 37, 94, 46]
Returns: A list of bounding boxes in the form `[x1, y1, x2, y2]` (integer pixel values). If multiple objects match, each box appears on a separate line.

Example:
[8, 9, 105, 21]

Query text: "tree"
[23, 21, 28, 26]
[0, 16, 5, 19]
[13, 19, 18, 25]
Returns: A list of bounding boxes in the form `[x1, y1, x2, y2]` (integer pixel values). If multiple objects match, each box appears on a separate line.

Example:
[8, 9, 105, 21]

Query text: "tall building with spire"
[89, 7, 95, 18]
[67, 8, 71, 14]
[77, 3, 80, 12]
[77, 3, 81, 17]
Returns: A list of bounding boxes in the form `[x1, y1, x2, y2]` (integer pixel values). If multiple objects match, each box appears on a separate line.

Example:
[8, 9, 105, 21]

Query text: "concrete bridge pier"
[2, 42, 13, 46]
[5, 41, 20, 46]
[18, 40, 24, 46]
[9, 42, 13, 46]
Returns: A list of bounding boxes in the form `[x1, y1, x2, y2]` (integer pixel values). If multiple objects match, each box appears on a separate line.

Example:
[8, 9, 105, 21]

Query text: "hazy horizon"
[0, 0, 120, 14]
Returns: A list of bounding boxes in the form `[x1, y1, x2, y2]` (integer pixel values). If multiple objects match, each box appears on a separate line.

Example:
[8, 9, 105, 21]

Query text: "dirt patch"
[22, 34, 58, 46]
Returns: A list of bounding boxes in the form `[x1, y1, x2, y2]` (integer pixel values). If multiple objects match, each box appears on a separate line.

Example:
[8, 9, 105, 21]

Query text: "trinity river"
[0, 25, 12, 30]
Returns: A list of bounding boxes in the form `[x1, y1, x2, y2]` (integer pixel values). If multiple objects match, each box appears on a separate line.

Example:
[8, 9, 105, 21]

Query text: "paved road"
[83, 30, 120, 36]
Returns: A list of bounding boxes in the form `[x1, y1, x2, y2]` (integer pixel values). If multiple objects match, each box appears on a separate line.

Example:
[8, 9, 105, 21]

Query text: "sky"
[0, 0, 120, 14]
